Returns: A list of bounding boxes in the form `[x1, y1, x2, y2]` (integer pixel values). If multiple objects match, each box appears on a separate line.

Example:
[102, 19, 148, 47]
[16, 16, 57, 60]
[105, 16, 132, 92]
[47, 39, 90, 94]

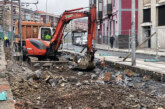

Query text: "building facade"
[34, 11, 59, 29]
[138, 0, 165, 49]
[97, 0, 138, 48]
[74, 19, 88, 31]
[64, 21, 75, 32]
[0, 1, 60, 34]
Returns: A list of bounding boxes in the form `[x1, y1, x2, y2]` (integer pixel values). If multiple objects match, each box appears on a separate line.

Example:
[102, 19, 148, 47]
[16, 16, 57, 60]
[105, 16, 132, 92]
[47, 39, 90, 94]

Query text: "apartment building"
[74, 20, 88, 31]
[64, 21, 75, 32]
[138, 0, 165, 49]
[35, 10, 59, 28]
[97, 0, 138, 48]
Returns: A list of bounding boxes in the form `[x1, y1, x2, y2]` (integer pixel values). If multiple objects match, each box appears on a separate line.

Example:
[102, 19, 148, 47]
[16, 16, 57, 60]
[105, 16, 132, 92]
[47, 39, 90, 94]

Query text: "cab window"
[41, 28, 52, 41]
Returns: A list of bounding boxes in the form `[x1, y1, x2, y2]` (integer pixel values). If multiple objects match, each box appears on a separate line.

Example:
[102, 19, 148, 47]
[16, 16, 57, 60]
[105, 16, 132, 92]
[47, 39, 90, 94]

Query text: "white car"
[80, 36, 87, 46]
[75, 37, 81, 45]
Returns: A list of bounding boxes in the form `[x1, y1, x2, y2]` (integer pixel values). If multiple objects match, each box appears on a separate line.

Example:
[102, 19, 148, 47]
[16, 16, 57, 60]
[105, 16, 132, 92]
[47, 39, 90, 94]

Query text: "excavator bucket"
[72, 54, 96, 70]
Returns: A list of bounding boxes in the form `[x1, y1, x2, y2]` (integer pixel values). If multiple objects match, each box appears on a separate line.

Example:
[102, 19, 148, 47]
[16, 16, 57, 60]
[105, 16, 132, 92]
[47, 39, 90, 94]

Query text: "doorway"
[144, 26, 151, 48]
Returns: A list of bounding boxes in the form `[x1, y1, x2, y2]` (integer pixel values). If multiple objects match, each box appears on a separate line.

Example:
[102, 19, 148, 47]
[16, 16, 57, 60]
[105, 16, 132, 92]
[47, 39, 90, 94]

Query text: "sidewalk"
[0, 41, 15, 109]
[95, 44, 165, 57]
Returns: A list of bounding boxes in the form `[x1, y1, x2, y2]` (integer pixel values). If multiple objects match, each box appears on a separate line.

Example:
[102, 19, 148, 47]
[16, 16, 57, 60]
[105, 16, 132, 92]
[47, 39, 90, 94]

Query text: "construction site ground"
[1, 46, 165, 109]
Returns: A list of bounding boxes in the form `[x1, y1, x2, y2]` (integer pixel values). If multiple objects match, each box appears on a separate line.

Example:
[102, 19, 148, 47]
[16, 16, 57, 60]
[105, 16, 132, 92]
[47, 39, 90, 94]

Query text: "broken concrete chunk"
[76, 82, 82, 87]
[67, 76, 78, 83]
[124, 69, 133, 77]
[48, 79, 59, 87]
[0, 72, 6, 78]
[83, 80, 90, 85]
[77, 72, 83, 76]
[104, 72, 112, 82]
[16, 77, 24, 83]
[91, 74, 97, 80]
[33, 63, 40, 67]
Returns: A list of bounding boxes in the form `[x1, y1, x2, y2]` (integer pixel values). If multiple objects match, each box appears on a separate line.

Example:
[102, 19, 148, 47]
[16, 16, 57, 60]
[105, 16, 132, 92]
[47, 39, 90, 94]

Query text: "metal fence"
[0, 32, 12, 39]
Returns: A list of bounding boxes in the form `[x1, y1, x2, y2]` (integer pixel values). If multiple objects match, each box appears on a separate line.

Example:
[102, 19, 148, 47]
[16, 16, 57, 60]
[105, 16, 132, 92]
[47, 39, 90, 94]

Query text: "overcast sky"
[22, 0, 89, 15]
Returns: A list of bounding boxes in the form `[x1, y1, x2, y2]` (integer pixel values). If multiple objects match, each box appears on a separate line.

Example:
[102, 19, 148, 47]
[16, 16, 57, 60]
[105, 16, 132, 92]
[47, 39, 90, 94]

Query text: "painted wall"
[99, 0, 138, 47]
[121, 11, 138, 35]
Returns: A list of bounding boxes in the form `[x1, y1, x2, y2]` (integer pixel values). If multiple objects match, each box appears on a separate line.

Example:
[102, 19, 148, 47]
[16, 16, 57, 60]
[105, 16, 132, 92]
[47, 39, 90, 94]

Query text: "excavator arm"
[48, 3, 97, 70]
[50, 10, 88, 53]
[49, 4, 96, 56]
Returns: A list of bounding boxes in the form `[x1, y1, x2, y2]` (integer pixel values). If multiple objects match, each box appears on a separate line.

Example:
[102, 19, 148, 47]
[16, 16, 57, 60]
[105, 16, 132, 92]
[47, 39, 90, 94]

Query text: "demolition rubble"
[3, 48, 165, 109]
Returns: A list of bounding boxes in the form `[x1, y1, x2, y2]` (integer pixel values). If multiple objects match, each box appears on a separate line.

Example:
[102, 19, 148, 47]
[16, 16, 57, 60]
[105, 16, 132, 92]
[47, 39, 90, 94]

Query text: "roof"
[35, 10, 60, 18]
[35, 10, 47, 14]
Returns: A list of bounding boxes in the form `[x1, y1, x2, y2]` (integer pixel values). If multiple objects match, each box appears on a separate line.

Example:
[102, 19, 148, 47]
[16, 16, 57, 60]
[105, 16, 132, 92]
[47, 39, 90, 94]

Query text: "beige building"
[138, 0, 165, 49]
[35, 10, 59, 28]
[64, 21, 75, 32]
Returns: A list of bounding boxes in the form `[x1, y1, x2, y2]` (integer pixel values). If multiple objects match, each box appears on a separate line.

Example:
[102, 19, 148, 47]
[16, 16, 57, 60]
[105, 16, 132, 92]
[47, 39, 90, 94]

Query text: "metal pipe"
[155, 28, 159, 59]
[128, 29, 131, 53]
[131, 0, 136, 66]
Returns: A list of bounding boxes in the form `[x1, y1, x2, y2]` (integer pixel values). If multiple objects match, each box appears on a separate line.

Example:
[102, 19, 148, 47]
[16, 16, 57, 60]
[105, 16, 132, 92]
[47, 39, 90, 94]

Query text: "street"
[64, 43, 165, 62]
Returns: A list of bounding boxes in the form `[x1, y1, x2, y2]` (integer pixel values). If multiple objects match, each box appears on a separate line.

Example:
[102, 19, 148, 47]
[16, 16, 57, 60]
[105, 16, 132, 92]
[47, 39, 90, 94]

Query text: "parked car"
[80, 36, 87, 46]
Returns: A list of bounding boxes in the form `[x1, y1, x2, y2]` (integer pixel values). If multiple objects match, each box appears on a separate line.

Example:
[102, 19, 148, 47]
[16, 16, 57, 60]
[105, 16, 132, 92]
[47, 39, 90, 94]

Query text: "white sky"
[22, 0, 89, 15]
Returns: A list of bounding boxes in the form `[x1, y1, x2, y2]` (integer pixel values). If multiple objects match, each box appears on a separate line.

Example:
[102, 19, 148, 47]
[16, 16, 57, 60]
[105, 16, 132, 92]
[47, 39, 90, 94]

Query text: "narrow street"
[64, 43, 165, 62]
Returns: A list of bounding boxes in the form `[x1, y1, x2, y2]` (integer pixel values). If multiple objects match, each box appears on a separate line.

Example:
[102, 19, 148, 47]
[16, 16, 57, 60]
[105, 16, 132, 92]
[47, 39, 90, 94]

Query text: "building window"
[103, 0, 107, 17]
[98, 0, 103, 20]
[143, 9, 151, 22]
[158, 5, 165, 26]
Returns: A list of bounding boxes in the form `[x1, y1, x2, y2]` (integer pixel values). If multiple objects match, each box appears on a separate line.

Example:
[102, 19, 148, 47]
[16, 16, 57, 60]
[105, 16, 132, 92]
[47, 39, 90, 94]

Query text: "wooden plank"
[123, 32, 156, 61]
[31, 60, 68, 63]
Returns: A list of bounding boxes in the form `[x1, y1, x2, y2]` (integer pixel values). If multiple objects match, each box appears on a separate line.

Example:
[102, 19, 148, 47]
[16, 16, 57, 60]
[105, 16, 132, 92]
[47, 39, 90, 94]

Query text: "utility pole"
[19, 0, 23, 63]
[46, 0, 48, 13]
[2, 0, 5, 38]
[131, 0, 136, 66]
[11, 0, 14, 63]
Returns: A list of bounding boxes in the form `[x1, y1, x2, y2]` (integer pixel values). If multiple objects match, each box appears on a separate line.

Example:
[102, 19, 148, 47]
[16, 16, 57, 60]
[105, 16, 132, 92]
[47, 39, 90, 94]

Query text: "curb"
[0, 42, 15, 109]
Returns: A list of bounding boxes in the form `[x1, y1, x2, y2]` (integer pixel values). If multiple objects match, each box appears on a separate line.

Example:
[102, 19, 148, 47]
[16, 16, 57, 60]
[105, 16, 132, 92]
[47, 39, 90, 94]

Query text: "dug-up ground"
[3, 48, 165, 109]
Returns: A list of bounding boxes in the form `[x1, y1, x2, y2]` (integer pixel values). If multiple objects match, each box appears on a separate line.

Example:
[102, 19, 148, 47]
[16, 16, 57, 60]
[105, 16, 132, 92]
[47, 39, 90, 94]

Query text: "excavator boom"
[50, 4, 96, 55]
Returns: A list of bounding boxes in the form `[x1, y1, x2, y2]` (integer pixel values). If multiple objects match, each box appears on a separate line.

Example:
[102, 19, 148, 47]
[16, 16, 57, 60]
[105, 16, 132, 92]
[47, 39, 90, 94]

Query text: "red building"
[97, 0, 138, 48]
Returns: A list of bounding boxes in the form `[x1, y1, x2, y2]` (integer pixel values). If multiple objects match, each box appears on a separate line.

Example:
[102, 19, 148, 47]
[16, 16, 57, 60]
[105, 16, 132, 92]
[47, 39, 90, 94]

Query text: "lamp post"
[46, 0, 48, 13]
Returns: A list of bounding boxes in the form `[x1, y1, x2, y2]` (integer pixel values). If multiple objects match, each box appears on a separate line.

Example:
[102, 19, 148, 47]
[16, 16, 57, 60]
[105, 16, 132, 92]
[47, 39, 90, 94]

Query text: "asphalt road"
[63, 43, 165, 62]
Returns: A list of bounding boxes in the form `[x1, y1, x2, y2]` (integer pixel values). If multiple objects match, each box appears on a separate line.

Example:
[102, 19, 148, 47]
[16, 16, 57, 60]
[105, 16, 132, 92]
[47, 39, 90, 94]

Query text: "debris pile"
[4, 48, 165, 108]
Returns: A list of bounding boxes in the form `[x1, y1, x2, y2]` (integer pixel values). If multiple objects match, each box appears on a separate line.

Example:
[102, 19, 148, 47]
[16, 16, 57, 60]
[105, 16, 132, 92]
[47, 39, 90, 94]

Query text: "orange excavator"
[23, 3, 96, 69]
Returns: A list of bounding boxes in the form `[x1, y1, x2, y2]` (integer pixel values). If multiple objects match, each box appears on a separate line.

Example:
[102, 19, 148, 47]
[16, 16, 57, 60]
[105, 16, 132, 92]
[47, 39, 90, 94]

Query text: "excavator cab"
[38, 27, 54, 43]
